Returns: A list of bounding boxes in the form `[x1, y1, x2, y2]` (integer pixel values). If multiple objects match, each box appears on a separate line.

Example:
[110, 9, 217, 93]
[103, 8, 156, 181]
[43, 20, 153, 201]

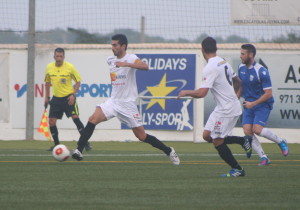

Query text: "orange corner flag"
[38, 109, 52, 141]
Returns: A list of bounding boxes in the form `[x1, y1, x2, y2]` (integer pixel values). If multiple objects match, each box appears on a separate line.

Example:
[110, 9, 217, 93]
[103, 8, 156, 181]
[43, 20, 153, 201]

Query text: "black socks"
[144, 134, 171, 155]
[77, 122, 96, 152]
[50, 126, 59, 145]
[224, 136, 244, 146]
[215, 143, 242, 170]
[73, 118, 84, 135]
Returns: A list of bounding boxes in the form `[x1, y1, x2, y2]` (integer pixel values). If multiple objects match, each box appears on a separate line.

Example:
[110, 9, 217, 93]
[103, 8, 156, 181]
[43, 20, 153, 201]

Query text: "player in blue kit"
[237, 44, 289, 165]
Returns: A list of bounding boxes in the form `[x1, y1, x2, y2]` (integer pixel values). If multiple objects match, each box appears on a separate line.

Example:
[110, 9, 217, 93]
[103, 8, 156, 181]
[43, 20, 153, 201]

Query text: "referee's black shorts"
[49, 95, 80, 119]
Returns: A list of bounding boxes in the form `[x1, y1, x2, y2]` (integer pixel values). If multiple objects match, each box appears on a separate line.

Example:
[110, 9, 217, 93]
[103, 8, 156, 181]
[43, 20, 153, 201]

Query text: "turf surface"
[0, 140, 299, 210]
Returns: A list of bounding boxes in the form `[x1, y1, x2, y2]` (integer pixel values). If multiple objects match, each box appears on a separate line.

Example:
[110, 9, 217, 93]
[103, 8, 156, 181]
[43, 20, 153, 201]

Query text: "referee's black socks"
[73, 118, 84, 135]
[50, 126, 60, 145]
[144, 134, 172, 155]
[77, 122, 96, 152]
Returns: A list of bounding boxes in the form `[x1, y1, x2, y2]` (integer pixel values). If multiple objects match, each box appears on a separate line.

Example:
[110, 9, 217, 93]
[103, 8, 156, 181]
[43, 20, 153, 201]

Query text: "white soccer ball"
[52, 144, 70, 162]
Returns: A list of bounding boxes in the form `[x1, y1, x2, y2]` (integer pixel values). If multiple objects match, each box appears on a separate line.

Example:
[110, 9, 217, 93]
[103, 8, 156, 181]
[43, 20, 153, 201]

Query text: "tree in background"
[0, 30, 299, 44]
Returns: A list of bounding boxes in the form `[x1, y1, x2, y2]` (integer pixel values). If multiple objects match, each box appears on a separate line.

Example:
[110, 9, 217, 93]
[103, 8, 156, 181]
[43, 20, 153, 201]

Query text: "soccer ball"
[52, 144, 70, 162]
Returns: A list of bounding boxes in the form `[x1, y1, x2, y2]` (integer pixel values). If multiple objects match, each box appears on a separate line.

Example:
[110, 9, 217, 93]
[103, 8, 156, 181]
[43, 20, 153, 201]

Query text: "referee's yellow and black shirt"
[44, 61, 81, 97]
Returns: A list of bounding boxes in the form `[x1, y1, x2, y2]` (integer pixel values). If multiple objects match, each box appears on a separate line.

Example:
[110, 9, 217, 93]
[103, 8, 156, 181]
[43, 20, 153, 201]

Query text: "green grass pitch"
[0, 140, 299, 210]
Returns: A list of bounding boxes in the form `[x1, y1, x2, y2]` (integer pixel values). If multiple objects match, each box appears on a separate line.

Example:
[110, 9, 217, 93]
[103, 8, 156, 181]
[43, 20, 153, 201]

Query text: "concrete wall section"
[0, 44, 299, 143]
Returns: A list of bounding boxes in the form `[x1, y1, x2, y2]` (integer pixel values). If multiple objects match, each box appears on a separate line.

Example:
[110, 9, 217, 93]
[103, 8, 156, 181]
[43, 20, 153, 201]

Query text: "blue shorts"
[242, 104, 271, 127]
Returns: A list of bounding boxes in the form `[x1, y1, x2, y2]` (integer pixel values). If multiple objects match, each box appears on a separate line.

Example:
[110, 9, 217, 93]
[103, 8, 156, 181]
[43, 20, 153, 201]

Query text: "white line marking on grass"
[0, 153, 251, 157]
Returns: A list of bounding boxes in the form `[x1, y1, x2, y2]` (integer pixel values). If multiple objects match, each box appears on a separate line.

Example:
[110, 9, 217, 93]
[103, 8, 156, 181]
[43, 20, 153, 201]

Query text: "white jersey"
[107, 53, 140, 102]
[200, 56, 242, 117]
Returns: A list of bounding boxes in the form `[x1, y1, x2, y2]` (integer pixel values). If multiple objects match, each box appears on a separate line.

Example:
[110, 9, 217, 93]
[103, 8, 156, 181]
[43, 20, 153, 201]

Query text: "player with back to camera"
[178, 37, 252, 177]
[233, 44, 289, 165]
[72, 34, 180, 165]
[44, 48, 92, 151]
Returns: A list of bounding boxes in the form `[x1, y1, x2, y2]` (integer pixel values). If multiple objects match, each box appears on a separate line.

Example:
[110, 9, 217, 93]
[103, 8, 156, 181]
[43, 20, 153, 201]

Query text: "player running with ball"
[72, 34, 180, 165]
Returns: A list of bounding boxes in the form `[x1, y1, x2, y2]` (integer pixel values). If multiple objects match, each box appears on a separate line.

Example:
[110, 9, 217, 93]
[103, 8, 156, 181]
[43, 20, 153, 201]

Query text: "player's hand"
[242, 101, 255, 109]
[44, 97, 50, 109]
[68, 94, 75, 105]
[44, 101, 48, 109]
[177, 90, 187, 99]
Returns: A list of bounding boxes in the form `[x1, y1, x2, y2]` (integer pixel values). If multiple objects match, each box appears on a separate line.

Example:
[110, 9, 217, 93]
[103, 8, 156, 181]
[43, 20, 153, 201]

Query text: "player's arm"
[68, 65, 81, 105]
[232, 75, 242, 98]
[177, 88, 209, 99]
[68, 81, 80, 106]
[115, 59, 149, 70]
[73, 81, 80, 95]
[44, 82, 51, 108]
[44, 69, 52, 108]
[243, 88, 272, 109]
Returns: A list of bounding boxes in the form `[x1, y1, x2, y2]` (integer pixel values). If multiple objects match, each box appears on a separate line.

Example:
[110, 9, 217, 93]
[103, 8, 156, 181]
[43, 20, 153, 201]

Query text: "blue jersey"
[238, 61, 274, 109]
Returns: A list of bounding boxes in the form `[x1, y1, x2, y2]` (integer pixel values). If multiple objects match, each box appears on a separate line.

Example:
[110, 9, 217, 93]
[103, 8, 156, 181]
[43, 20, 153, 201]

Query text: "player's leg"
[132, 126, 180, 165]
[72, 115, 92, 151]
[48, 102, 64, 151]
[203, 130, 212, 143]
[253, 124, 288, 157]
[241, 107, 270, 163]
[77, 107, 106, 151]
[49, 117, 59, 147]
[65, 100, 85, 136]
[255, 125, 281, 144]
[205, 112, 252, 159]
[132, 126, 171, 155]
[72, 116, 84, 134]
[203, 126, 252, 159]
[252, 106, 289, 156]
[132, 126, 172, 154]
[116, 100, 171, 155]
[72, 101, 113, 160]
[202, 112, 215, 143]
[224, 135, 252, 158]
[244, 123, 270, 165]
[213, 138, 244, 177]
[117, 101, 179, 165]
[206, 114, 244, 176]
[223, 118, 253, 159]
[203, 113, 252, 155]
[65, 100, 93, 151]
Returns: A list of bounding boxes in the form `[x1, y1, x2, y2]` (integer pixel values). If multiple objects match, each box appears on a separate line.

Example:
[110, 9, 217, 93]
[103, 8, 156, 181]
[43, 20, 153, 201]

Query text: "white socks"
[251, 135, 267, 158]
[251, 128, 283, 159]
[259, 128, 282, 144]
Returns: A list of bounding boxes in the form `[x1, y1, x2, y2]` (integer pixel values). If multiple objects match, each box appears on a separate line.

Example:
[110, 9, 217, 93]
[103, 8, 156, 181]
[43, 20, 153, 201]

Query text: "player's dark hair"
[201, 37, 217, 53]
[54, 48, 65, 55]
[112, 34, 128, 50]
[241, 44, 256, 57]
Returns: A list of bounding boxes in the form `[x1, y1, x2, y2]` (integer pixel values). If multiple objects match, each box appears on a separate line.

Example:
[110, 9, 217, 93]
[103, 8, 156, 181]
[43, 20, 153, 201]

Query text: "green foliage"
[260, 32, 300, 43]
[67, 28, 110, 44]
[0, 30, 27, 43]
[1, 28, 299, 44]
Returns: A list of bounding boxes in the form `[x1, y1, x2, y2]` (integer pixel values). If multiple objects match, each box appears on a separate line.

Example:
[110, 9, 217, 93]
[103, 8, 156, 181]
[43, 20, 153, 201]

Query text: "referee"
[44, 48, 91, 151]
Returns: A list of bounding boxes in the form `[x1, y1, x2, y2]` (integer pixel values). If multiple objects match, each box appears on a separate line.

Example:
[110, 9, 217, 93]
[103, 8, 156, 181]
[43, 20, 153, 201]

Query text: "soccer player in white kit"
[178, 37, 251, 177]
[72, 34, 180, 165]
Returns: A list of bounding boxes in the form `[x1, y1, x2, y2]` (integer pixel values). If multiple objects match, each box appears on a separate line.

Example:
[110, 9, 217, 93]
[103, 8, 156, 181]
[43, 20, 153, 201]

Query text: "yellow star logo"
[146, 74, 177, 110]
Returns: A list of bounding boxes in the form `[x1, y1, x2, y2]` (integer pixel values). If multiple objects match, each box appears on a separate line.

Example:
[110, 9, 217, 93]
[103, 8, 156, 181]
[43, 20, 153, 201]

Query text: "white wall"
[0, 44, 299, 143]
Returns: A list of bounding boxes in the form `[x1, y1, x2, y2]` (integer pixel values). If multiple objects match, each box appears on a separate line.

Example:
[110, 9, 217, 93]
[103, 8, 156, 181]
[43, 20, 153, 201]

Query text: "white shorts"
[97, 99, 143, 128]
[204, 111, 240, 139]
